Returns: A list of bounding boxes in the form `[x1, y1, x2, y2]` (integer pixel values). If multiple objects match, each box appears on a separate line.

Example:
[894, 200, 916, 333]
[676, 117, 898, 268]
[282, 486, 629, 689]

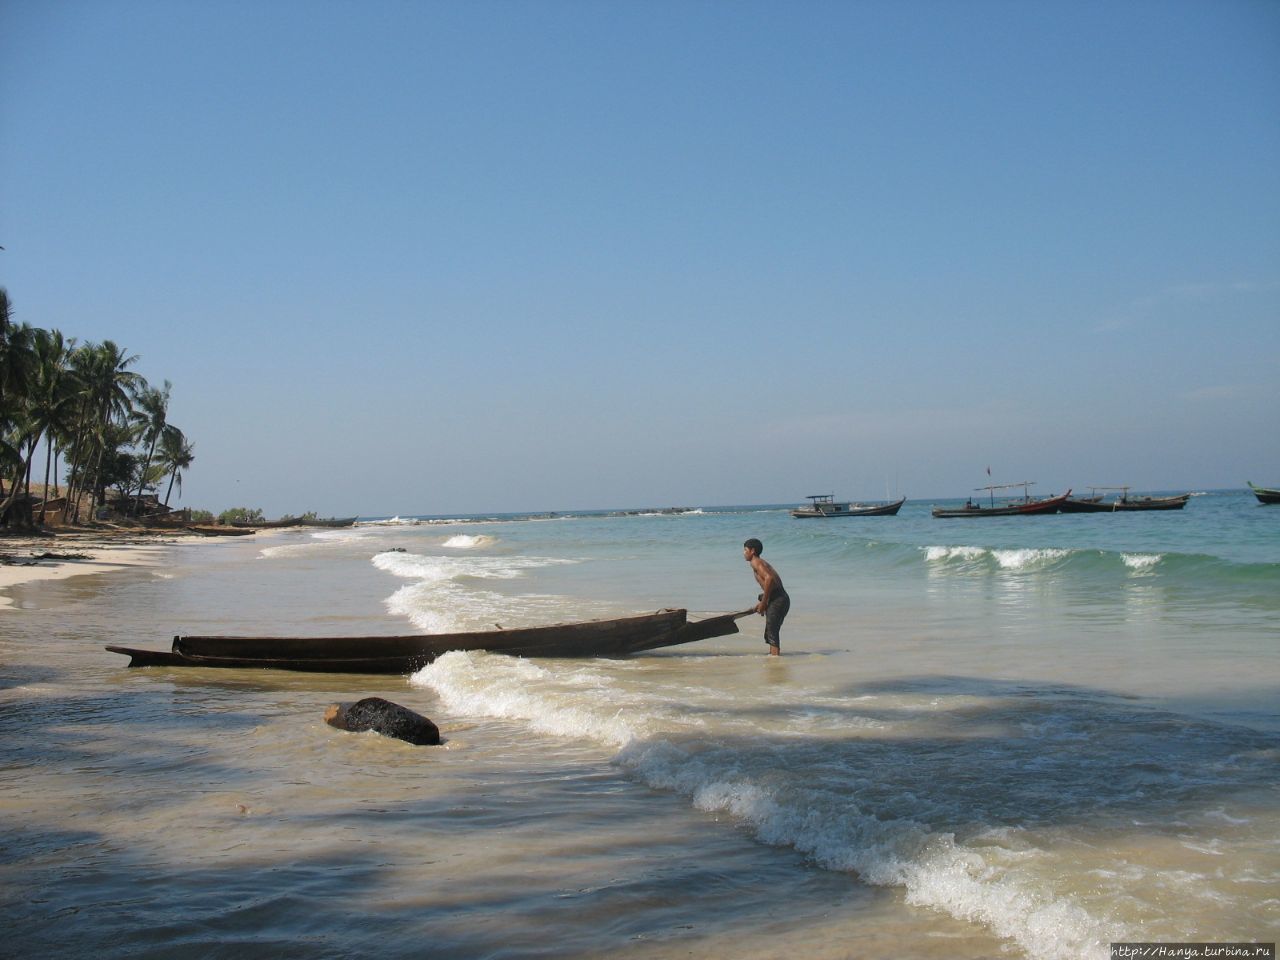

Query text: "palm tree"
[0, 290, 41, 519]
[0, 288, 25, 398]
[65, 341, 144, 521]
[131, 379, 171, 513]
[26, 329, 77, 522]
[158, 426, 194, 507]
[0, 288, 196, 528]
[0, 290, 36, 482]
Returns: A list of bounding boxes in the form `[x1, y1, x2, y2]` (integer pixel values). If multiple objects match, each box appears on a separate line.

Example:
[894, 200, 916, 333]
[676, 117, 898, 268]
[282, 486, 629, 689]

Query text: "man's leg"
[765, 593, 789, 656]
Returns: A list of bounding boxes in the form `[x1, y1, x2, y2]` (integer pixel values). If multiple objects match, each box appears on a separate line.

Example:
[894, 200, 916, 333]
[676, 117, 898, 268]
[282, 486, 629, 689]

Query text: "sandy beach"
[0, 528, 208, 609]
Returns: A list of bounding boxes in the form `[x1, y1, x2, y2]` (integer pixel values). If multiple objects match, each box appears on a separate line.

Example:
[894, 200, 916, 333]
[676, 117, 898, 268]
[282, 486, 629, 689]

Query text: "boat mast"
[973, 481, 1036, 508]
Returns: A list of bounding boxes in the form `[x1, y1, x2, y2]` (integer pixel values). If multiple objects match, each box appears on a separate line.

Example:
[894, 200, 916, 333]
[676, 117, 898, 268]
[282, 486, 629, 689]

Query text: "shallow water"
[1, 492, 1277, 958]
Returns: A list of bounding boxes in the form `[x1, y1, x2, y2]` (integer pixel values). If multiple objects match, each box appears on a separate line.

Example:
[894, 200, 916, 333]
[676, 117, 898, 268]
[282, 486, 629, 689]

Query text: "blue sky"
[2, 0, 1277, 515]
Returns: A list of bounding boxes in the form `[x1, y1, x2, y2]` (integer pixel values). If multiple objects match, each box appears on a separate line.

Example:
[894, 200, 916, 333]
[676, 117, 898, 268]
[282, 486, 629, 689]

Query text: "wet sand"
[0, 531, 195, 609]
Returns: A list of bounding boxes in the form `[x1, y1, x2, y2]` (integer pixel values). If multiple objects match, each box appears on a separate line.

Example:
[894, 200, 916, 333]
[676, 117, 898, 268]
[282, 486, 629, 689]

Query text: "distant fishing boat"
[299, 516, 358, 528]
[1248, 482, 1280, 505]
[932, 482, 1070, 518]
[791, 494, 906, 518]
[1060, 488, 1191, 512]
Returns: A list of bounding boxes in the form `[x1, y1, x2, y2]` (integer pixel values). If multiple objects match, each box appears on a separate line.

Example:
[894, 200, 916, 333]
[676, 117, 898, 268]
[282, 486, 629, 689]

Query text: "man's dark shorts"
[763, 589, 790, 649]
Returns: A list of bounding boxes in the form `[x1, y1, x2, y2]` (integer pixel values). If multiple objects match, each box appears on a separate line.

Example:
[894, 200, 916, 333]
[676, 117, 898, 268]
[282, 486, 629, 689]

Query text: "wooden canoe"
[105, 608, 755, 674]
[228, 517, 305, 529]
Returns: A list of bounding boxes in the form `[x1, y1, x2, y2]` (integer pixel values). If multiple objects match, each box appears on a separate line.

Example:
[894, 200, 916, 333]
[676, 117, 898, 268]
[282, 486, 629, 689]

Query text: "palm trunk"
[89, 442, 105, 515]
[0, 452, 30, 523]
[164, 465, 177, 506]
[65, 409, 90, 523]
[133, 434, 159, 515]
[0, 469, 22, 520]
[39, 436, 54, 524]
[0, 434, 35, 522]
[23, 433, 40, 496]
[69, 432, 99, 524]
[66, 437, 85, 522]
[86, 397, 111, 519]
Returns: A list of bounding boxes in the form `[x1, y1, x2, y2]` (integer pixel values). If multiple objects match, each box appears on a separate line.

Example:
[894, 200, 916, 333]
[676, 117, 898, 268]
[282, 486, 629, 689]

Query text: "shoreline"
[0, 527, 210, 609]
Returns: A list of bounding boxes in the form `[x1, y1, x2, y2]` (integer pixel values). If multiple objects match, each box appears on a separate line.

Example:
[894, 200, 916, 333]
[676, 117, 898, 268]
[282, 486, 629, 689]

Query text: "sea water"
[1, 491, 1276, 959]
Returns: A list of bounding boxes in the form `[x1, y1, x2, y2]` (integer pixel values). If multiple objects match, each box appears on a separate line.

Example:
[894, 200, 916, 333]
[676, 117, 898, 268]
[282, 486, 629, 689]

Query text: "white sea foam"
[441, 534, 494, 549]
[372, 551, 569, 582]
[923, 546, 1073, 571]
[925, 545, 988, 563]
[259, 542, 313, 559]
[1122, 553, 1162, 571]
[413, 652, 654, 744]
[991, 548, 1072, 570]
[259, 532, 367, 559]
[412, 653, 1122, 960]
[373, 550, 582, 632]
[309, 529, 369, 542]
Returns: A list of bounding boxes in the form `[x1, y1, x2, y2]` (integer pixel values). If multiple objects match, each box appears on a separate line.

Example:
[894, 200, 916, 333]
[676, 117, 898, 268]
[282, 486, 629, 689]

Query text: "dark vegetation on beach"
[0, 286, 196, 529]
[0, 550, 91, 566]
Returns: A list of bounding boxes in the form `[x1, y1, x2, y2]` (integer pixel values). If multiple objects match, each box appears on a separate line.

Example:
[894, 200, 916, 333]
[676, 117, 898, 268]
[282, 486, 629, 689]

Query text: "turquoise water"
[1, 489, 1276, 958]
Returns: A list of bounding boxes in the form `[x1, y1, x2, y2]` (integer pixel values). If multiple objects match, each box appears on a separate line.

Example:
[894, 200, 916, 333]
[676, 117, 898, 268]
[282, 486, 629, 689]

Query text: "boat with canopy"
[932, 482, 1071, 518]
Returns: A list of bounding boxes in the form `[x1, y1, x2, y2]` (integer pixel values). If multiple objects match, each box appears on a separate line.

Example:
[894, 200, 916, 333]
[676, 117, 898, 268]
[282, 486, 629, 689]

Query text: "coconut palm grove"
[0, 286, 196, 527]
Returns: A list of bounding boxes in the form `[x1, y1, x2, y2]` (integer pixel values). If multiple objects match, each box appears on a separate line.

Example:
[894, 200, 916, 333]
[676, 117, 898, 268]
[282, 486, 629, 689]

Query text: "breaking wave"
[371, 550, 583, 633]
[411, 653, 1280, 960]
[441, 534, 495, 549]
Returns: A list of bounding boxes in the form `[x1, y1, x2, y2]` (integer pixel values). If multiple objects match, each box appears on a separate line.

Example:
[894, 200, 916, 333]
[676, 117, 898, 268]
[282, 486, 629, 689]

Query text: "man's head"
[743, 538, 763, 560]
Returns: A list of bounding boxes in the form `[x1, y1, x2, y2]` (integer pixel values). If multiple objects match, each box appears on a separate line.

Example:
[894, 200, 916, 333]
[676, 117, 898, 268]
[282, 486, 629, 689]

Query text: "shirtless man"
[743, 538, 789, 656]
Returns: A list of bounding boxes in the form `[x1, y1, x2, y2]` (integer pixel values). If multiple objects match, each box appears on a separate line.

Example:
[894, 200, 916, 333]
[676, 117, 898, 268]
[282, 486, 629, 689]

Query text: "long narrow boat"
[185, 524, 257, 536]
[300, 516, 358, 528]
[1248, 482, 1280, 505]
[932, 483, 1071, 518]
[1060, 488, 1191, 512]
[105, 608, 754, 674]
[792, 494, 906, 518]
[228, 517, 306, 529]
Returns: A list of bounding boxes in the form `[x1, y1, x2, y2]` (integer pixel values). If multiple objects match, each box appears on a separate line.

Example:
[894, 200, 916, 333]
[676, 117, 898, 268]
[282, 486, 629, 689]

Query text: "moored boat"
[932, 482, 1071, 518]
[185, 524, 257, 536]
[228, 517, 306, 529]
[1248, 482, 1280, 505]
[300, 516, 358, 528]
[105, 607, 753, 674]
[1060, 488, 1191, 512]
[792, 494, 906, 518]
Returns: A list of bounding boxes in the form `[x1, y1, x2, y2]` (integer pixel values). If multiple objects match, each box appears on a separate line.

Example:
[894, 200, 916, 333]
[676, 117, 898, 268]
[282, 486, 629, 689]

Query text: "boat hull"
[105, 608, 751, 674]
[1060, 494, 1190, 513]
[1249, 483, 1280, 505]
[932, 491, 1072, 518]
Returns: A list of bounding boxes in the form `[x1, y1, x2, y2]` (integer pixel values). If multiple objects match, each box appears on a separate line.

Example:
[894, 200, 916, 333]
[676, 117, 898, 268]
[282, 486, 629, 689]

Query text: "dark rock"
[324, 697, 441, 746]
